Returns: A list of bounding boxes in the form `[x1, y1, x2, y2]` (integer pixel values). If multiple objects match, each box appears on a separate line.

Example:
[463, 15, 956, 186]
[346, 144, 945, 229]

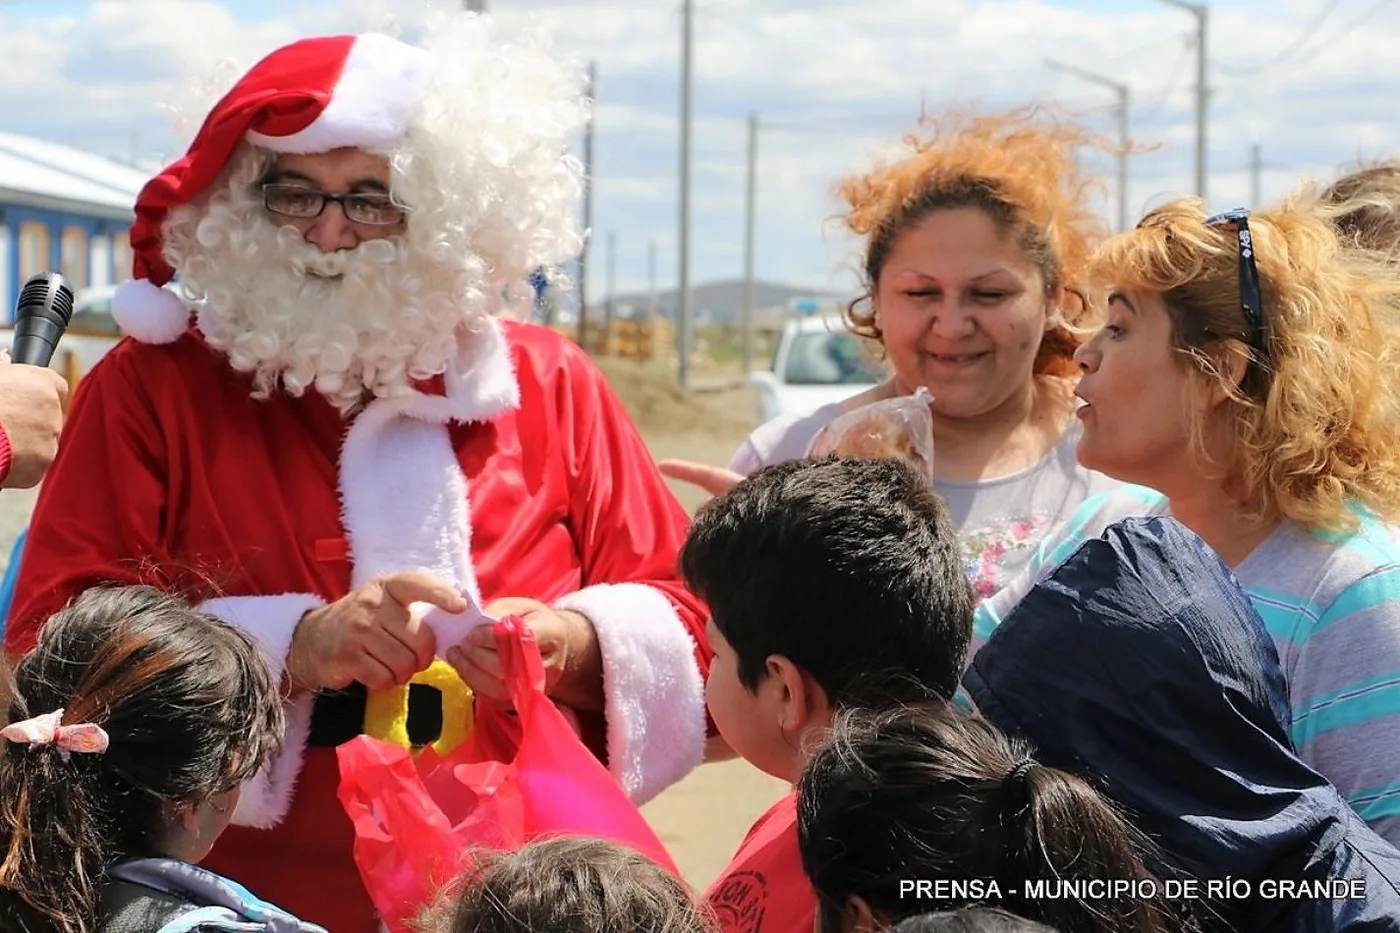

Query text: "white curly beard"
[168, 174, 485, 416]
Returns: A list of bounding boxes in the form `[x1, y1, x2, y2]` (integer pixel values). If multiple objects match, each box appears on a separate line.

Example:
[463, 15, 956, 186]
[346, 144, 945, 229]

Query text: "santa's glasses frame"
[261, 183, 406, 226]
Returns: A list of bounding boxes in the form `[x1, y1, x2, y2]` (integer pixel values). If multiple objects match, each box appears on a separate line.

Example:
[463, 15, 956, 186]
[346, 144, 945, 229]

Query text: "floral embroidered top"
[730, 403, 1120, 601]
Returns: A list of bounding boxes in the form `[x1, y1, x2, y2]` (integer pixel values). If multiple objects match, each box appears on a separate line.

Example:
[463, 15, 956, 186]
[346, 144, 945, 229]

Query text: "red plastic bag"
[336, 616, 681, 932]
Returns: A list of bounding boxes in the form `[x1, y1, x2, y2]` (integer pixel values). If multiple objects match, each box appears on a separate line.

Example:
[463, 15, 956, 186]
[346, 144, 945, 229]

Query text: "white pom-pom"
[112, 279, 192, 345]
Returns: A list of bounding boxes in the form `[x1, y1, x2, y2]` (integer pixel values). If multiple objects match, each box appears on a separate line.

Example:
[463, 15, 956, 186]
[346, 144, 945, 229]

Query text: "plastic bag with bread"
[807, 386, 935, 482]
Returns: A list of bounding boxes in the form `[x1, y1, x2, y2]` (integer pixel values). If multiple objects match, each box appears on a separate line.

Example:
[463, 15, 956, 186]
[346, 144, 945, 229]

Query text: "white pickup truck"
[746, 313, 887, 427]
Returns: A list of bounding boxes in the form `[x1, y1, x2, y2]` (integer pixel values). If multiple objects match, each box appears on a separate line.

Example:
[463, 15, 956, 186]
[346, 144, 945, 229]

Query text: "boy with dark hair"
[681, 456, 973, 933]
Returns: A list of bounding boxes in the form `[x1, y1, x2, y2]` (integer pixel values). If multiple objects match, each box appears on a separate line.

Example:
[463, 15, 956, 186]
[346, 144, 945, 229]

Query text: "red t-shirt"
[703, 791, 816, 933]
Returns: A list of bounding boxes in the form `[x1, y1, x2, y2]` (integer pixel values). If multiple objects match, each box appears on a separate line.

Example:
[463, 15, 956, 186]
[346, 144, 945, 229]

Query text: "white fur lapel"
[338, 318, 520, 597]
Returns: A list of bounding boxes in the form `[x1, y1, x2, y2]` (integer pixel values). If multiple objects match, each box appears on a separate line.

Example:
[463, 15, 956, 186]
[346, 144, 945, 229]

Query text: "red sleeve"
[0, 419, 12, 486]
[5, 350, 171, 657]
[546, 337, 716, 805]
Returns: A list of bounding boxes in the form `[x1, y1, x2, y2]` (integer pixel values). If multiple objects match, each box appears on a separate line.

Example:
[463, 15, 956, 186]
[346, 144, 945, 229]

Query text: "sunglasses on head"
[1204, 208, 1271, 369]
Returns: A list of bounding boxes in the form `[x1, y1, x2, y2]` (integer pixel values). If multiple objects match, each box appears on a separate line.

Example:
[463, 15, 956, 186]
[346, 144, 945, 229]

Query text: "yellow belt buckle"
[363, 658, 475, 757]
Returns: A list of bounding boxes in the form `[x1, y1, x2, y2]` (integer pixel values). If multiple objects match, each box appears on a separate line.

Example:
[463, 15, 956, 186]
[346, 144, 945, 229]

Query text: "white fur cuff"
[198, 593, 326, 829]
[553, 583, 706, 806]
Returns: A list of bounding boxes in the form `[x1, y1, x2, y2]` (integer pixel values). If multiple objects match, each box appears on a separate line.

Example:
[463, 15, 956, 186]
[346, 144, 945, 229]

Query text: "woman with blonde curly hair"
[973, 195, 1400, 845]
[664, 107, 1121, 600]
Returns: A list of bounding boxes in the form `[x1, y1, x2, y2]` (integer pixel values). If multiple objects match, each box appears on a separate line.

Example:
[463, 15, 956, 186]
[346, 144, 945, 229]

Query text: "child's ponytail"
[1002, 761, 1186, 933]
[797, 702, 1197, 933]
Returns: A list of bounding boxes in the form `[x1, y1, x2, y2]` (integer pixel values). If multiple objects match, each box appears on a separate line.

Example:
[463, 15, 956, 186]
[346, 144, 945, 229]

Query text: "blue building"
[0, 132, 148, 320]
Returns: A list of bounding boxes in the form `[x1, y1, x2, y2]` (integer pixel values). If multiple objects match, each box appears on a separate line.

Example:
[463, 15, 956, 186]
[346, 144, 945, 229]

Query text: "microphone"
[11, 272, 74, 367]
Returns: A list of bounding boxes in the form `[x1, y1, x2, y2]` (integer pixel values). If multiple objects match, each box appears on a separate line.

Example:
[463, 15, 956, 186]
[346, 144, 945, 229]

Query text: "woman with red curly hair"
[667, 107, 1122, 600]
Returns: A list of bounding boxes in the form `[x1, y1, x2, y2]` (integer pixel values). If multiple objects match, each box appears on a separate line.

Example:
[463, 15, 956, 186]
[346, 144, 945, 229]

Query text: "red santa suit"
[6, 313, 713, 930]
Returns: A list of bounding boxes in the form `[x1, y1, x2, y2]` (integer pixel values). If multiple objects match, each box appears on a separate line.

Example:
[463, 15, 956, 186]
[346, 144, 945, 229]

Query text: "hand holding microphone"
[0, 273, 74, 488]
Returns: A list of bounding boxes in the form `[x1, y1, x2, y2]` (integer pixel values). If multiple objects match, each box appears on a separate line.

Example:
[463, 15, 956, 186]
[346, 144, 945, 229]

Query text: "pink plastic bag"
[808, 386, 935, 481]
[336, 616, 681, 933]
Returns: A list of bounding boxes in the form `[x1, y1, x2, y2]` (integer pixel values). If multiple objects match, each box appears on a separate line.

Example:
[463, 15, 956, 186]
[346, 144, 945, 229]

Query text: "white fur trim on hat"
[246, 33, 431, 155]
[112, 279, 192, 345]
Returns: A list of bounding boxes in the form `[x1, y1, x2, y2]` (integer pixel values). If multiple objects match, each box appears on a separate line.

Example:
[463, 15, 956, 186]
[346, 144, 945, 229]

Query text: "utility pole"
[648, 240, 659, 319]
[1159, 0, 1208, 200]
[603, 231, 616, 357]
[1249, 143, 1262, 208]
[576, 61, 597, 347]
[741, 113, 758, 374]
[676, 0, 694, 387]
[1046, 60, 1131, 232]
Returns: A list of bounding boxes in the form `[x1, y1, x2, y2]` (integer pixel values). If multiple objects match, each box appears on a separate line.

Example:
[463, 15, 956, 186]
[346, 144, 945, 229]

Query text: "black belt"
[307, 682, 445, 748]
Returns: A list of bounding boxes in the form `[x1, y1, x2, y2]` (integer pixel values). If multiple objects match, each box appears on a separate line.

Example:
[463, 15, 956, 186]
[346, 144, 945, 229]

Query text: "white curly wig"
[158, 13, 589, 414]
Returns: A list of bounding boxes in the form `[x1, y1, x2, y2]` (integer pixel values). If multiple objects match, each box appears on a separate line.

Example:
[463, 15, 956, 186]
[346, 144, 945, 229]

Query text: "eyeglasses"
[261, 184, 406, 226]
[1204, 208, 1270, 368]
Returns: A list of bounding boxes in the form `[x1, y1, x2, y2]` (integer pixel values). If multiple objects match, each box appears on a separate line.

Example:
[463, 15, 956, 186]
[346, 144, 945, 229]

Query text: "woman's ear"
[1044, 283, 1068, 331]
[1208, 342, 1252, 406]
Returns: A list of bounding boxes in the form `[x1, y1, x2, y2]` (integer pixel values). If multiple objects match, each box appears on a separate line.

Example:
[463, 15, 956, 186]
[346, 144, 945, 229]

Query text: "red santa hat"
[113, 32, 431, 344]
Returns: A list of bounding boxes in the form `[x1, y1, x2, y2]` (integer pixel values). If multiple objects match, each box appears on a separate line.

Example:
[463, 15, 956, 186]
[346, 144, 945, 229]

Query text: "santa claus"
[5, 15, 711, 932]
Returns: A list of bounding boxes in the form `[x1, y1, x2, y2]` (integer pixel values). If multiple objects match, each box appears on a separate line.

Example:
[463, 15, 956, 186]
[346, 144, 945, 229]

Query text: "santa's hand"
[288, 572, 466, 692]
[657, 459, 743, 498]
[445, 597, 604, 712]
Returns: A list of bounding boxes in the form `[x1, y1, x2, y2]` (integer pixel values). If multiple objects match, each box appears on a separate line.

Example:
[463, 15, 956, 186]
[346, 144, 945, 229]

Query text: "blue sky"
[1, 0, 1396, 306]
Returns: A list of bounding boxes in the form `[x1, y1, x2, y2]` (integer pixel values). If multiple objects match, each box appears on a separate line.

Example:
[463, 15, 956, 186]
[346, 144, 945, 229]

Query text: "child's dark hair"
[892, 909, 1061, 933]
[796, 703, 1194, 933]
[0, 585, 286, 933]
[679, 456, 972, 705]
[419, 836, 713, 933]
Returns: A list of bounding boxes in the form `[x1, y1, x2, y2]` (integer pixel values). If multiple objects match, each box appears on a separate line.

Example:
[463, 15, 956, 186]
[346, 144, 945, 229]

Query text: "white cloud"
[0, 0, 1396, 302]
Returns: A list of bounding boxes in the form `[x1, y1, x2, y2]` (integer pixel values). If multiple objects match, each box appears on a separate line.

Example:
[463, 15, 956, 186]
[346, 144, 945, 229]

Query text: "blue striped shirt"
[972, 484, 1400, 846]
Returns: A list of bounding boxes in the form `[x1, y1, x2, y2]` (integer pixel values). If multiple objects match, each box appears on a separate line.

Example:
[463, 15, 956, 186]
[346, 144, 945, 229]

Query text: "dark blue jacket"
[964, 516, 1400, 933]
[98, 857, 326, 933]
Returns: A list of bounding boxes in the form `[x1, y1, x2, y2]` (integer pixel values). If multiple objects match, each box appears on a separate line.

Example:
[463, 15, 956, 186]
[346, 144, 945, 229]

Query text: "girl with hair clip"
[0, 585, 321, 933]
[660, 107, 1121, 601]
[795, 702, 1192, 933]
[972, 195, 1400, 845]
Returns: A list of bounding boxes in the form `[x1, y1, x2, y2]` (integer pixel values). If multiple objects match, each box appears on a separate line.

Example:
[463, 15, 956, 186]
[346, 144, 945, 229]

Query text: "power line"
[758, 110, 928, 133]
[1324, 0, 1396, 43]
[1216, 0, 1395, 78]
[1214, 0, 1343, 75]
[1135, 36, 1196, 122]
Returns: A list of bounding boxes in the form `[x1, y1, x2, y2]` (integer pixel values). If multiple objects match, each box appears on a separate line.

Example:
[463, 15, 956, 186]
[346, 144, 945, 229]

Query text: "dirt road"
[624, 384, 790, 894]
[0, 358, 788, 894]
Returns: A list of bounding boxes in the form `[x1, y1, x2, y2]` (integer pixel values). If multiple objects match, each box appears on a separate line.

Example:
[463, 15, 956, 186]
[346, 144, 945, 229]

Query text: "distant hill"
[596, 279, 848, 325]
